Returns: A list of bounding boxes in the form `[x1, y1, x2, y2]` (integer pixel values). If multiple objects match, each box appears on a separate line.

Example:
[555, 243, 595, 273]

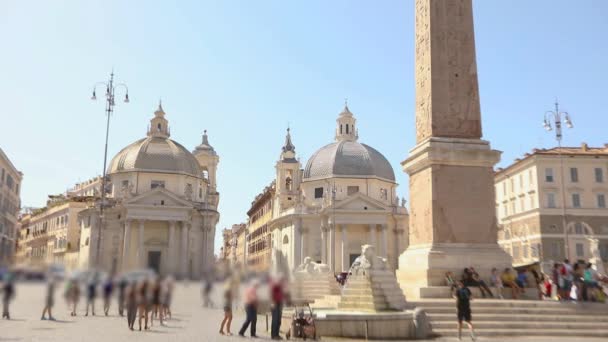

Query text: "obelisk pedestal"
[397, 0, 511, 299]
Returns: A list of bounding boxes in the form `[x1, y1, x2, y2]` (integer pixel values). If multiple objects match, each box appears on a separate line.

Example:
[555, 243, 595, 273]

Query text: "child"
[453, 280, 476, 341]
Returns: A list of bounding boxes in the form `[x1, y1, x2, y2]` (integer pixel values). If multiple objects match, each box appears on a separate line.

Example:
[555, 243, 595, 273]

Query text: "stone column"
[200, 226, 207, 274]
[294, 219, 302, 266]
[340, 225, 347, 271]
[320, 223, 327, 264]
[180, 222, 189, 278]
[381, 224, 389, 258]
[369, 224, 377, 250]
[122, 220, 131, 271]
[329, 223, 336, 271]
[168, 221, 176, 273]
[300, 227, 307, 263]
[137, 220, 145, 268]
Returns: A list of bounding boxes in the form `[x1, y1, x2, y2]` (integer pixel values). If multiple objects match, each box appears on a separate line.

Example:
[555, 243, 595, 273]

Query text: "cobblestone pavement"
[0, 283, 605, 342]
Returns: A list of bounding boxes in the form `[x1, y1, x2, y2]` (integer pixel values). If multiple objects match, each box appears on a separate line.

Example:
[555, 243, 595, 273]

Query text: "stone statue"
[350, 244, 387, 276]
[394, 196, 400, 206]
[295, 256, 331, 275]
[401, 198, 407, 207]
[588, 237, 606, 275]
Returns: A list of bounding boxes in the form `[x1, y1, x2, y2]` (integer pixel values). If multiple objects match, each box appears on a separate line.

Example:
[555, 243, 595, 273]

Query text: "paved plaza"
[0, 282, 606, 342]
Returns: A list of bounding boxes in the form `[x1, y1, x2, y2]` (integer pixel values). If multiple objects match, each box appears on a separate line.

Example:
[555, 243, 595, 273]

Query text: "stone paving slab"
[0, 283, 605, 342]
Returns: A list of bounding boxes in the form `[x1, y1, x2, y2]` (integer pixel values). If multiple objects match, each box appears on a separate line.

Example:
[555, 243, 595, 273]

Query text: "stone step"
[427, 312, 608, 323]
[411, 299, 608, 309]
[432, 320, 607, 330]
[417, 306, 608, 316]
[432, 328, 608, 338]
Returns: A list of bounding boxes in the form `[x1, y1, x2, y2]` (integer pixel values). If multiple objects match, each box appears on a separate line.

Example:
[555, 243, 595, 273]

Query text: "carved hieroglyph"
[415, 0, 482, 143]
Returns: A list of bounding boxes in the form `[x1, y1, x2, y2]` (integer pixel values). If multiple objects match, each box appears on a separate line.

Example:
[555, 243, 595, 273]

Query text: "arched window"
[340, 125, 343, 134]
[346, 124, 349, 134]
[157, 123, 162, 131]
[574, 222, 583, 235]
[285, 177, 292, 191]
[283, 235, 289, 244]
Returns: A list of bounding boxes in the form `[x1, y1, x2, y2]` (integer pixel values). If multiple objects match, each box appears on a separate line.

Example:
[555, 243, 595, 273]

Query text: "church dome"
[303, 103, 395, 182]
[303, 140, 395, 181]
[107, 103, 202, 177]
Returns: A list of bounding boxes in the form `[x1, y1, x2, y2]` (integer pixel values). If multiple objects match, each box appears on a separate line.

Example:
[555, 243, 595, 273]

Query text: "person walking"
[238, 281, 259, 338]
[162, 276, 174, 320]
[150, 277, 163, 327]
[270, 276, 286, 340]
[85, 275, 98, 316]
[103, 277, 114, 316]
[219, 279, 234, 336]
[65, 278, 80, 316]
[41, 278, 56, 321]
[125, 282, 138, 331]
[454, 280, 476, 341]
[137, 279, 150, 331]
[1, 272, 15, 319]
[117, 277, 128, 316]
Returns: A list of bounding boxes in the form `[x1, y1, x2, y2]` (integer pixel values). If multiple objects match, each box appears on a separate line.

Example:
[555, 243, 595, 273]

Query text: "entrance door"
[148, 251, 161, 274]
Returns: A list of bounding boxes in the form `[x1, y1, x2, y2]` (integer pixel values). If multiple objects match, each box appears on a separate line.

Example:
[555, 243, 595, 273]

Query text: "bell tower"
[193, 130, 220, 206]
[148, 101, 170, 138]
[275, 127, 301, 210]
[335, 101, 358, 142]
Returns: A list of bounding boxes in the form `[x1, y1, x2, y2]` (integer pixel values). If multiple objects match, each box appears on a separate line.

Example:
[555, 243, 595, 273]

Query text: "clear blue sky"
[2, 1, 607, 251]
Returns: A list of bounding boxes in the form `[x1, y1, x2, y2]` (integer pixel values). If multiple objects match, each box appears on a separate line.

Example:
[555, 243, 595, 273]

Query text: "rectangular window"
[551, 242, 560, 258]
[520, 198, 526, 212]
[600, 244, 608, 261]
[519, 174, 524, 192]
[314, 187, 324, 199]
[598, 194, 606, 208]
[545, 168, 554, 183]
[547, 193, 556, 208]
[513, 245, 520, 259]
[503, 182, 506, 196]
[523, 245, 529, 258]
[529, 170, 534, 187]
[347, 186, 359, 196]
[570, 168, 579, 183]
[572, 193, 581, 208]
[595, 168, 604, 183]
[576, 243, 584, 257]
[151, 180, 165, 189]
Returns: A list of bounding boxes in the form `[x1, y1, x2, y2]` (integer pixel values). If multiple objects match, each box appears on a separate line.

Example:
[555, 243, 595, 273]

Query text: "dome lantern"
[147, 100, 170, 138]
[335, 100, 358, 142]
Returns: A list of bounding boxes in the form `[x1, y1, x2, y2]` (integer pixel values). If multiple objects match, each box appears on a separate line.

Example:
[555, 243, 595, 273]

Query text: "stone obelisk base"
[397, 243, 511, 299]
[397, 137, 512, 300]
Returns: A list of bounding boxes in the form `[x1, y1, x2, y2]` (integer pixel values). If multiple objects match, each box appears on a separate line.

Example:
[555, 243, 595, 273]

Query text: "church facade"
[77, 103, 219, 278]
[270, 104, 408, 274]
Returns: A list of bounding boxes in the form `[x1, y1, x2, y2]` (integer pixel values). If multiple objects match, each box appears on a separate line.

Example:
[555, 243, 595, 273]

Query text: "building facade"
[15, 196, 91, 270]
[496, 144, 608, 269]
[77, 103, 220, 278]
[270, 105, 409, 274]
[0, 148, 22, 267]
[246, 182, 274, 272]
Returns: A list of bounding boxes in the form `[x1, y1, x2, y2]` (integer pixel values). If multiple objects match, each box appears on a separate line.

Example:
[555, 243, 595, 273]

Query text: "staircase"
[412, 299, 608, 338]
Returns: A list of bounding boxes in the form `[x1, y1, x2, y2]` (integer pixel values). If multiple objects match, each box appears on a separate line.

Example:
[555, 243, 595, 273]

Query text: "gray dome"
[108, 136, 202, 177]
[303, 140, 395, 181]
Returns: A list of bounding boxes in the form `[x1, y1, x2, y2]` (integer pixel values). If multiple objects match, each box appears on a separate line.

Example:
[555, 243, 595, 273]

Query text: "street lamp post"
[543, 100, 573, 260]
[90, 71, 129, 267]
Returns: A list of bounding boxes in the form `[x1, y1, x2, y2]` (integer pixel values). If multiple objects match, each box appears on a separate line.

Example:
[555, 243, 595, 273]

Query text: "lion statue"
[294, 257, 331, 275]
[350, 244, 387, 275]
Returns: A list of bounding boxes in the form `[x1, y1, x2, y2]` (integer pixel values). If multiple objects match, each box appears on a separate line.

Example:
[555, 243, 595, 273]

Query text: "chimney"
[581, 142, 589, 151]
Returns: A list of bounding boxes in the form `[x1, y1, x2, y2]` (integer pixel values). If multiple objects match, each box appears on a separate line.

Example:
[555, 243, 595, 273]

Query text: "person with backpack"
[102, 276, 114, 316]
[453, 280, 476, 341]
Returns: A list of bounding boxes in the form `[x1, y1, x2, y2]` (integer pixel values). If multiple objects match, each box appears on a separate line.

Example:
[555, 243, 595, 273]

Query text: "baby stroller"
[286, 301, 316, 340]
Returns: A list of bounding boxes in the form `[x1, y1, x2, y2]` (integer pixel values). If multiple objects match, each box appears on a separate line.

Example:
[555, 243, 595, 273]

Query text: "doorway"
[148, 251, 161, 273]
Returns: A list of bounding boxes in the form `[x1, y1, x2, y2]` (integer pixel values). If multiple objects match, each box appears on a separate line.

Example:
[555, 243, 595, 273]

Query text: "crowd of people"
[445, 259, 608, 302]
[0, 269, 176, 332]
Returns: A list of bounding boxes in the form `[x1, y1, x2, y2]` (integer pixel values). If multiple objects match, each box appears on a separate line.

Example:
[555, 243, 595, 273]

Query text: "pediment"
[124, 188, 192, 208]
[333, 193, 387, 211]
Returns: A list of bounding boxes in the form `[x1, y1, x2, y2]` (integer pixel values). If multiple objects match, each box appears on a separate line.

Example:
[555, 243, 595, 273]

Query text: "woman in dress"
[219, 280, 234, 335]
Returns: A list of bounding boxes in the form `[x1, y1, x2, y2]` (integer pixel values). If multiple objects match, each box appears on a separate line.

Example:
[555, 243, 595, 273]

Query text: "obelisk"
[397, 0, 511, 299]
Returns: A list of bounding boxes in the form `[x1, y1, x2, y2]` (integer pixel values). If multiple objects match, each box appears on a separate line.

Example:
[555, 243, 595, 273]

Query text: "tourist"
[41, 277, 56, 321]
[489, 268, 503, 299]
[530, 269, 543, 300]
[137, 279, 150, 331]
[453, 280, 476, 341]
[584, 262, 598, 301]
[561, 259, 573, 300]
[543, 274, 554, 300]
[572, 263, 584, 301]
[202, 275, 213, 308]
[219, 279, 234, 336]
[103, 276, 114, 316]
[150, 277, 164, 326]
[552, 263, 564, 300]
[85, 274, 98, 316]
[445, 271, 457, 294]
[238, 280, 259, 338]
[65, 278, 80, 316]
[462, 268, 492, 298]
[1, 271, 15, 319]
[270, 275, 286, 340]
[516, 269, 528, 292]
[500, 268, 521, 299]
[162, 276, 174, 320]
[117, 277, 128, 316]
[125, 282, 138, 331]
